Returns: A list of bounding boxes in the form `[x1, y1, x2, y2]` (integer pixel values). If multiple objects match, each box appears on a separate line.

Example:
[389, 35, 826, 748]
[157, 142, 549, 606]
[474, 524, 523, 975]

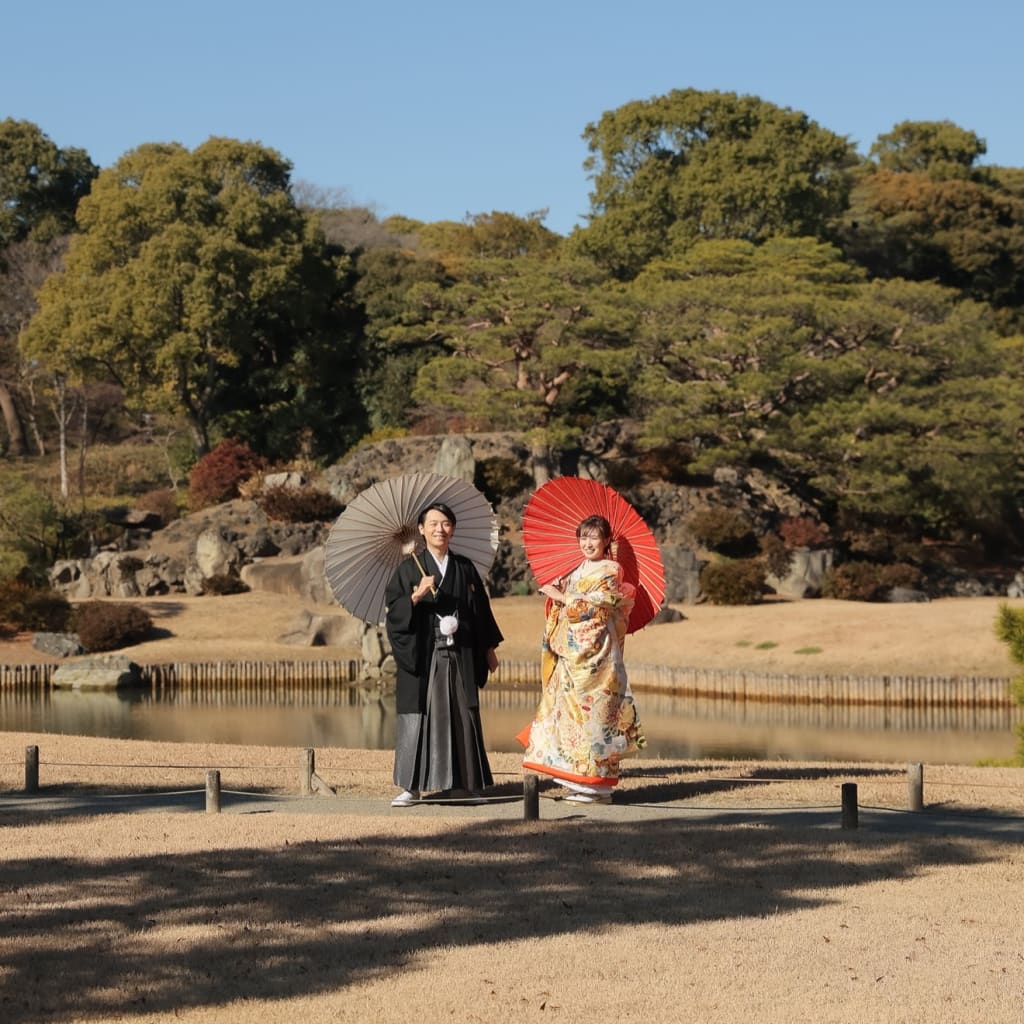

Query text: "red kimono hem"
[522, 760, 618, 789]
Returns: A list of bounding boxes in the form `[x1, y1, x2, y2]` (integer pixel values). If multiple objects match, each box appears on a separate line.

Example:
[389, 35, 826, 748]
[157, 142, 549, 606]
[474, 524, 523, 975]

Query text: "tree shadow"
[0, 813, 1007, 1022]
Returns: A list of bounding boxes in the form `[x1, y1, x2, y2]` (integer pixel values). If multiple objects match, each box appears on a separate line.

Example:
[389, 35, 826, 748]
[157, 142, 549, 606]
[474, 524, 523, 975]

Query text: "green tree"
[994, 604, 1024, 764]
[837, 121, 1024, 327]
[407, 255, 634, 479]
[20, 137, 351, 457]
[838, 172, 1024, 323]
[0, 471, 62, 582]
[417, 210, 562, 260]
[572, 88, 856, 278]
[629, 238, 1023, 544]
[0, 236, 68, 455]
[870, 120, 986, 179]
[0, 119, 97, 247]
[353, 247, 449, 431]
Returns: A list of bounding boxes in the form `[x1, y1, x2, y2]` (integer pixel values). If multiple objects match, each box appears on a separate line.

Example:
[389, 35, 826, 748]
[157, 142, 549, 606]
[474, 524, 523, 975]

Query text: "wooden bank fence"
[0, 659, 1018, 712]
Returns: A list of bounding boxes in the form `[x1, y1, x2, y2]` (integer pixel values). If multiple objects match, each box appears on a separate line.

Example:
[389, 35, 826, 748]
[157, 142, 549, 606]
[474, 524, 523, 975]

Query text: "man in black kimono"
[384, 501, 503, 806]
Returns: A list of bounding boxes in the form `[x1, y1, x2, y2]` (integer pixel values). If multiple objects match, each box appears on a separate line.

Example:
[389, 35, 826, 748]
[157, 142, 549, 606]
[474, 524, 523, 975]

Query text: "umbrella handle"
[411, 551, 438, 597]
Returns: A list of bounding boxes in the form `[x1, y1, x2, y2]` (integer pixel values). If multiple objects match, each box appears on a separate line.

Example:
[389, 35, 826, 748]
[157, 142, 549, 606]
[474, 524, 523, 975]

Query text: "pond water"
[2, 683, 1020, 765]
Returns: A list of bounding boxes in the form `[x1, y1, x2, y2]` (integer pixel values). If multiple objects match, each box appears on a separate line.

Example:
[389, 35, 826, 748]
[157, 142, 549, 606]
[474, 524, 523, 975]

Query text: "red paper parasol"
[522, 477, 666, 633]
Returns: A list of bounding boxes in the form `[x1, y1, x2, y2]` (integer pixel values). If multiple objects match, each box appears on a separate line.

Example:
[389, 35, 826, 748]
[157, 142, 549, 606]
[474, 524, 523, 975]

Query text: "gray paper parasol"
[323, 472, 500, 625]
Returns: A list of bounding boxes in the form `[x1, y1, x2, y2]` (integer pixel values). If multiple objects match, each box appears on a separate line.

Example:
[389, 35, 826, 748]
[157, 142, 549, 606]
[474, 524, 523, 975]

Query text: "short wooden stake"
[25, 745, 39, 793]
[841, 782, 858, 829]
[907, 762, 924, 812]
[301, 748, 315, 796]
[206, 770, 221, 813]
[523, 774, 540, 821]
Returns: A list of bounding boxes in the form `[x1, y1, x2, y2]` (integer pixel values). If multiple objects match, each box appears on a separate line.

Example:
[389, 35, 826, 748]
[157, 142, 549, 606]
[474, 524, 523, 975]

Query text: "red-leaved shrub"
[188, 439, 266, 511]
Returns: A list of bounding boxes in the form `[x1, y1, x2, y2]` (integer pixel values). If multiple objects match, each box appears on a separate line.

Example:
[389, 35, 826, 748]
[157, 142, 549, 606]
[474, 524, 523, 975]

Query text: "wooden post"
[301, 748, 315, 796]
[907, 762, 924, 811]
[841, 782, 858, 829]
[523, 774, 540, 821]
[25, 745, 39, 793]
[206, 770, 221, 813]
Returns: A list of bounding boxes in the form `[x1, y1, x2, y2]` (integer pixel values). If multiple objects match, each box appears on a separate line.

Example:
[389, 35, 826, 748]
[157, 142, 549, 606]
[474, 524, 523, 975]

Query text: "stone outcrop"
[276, 609, 363, 648]
[766, 548, 834, 599]
[51, 655, 144, 690]
[32, 632, 84, 658]
[41, 428, 1018, 618]
[49, 499, 327, 600]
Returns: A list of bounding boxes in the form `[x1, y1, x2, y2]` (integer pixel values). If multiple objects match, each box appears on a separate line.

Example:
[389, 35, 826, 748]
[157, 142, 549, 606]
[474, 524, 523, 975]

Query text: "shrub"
[821, 561, 923, 602]
[188, 439, 266, 510]
[0, 474, 62, 581]
[135, 488, 181, 524]
[635, 445, 692, 485]
[687, 507, 755, 552]
[476, 457, 532, 504]
[0, 580, 72, 632]
[256, 485, 343, 523]
[72, 602, 154, 652]
[779, 515, 830, 549]
[700, 559, 767, 605]
[759, 534, 793, 579]
[200, 574, 250, 596]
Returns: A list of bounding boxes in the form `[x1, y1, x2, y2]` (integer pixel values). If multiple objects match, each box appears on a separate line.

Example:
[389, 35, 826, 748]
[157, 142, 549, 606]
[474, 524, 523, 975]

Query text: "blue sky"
[5, 1, 1022, 236]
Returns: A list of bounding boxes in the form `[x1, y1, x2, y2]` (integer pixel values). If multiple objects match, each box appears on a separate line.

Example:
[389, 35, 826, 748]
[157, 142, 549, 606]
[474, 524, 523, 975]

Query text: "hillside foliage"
[2, 92, 1024, 587]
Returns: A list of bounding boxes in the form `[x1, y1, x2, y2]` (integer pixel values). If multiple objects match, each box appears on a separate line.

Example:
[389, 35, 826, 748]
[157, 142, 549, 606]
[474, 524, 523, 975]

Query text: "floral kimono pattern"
[522, 557, 645, 788]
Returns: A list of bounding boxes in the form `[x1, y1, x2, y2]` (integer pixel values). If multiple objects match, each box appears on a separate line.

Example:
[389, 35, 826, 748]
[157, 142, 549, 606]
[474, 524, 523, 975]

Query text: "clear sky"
[5, 0, 1022, 237]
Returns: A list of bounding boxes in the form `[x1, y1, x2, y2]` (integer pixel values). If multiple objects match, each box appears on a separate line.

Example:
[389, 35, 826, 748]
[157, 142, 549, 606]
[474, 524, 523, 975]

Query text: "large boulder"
[32, 632, 84, 658]
[276, 609, 362, 648]
[51, 655, 144, 690]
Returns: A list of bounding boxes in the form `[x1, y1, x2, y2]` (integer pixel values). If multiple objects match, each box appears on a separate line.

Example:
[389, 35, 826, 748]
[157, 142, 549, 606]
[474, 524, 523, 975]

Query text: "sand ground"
[3, 592, 1024, 1022]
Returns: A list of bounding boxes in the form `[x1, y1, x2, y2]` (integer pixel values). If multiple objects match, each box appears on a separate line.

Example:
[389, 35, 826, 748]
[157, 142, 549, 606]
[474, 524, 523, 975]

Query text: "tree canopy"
[572, 88, 857, 278]
[0, 118, 97, 248]
[20, 137, 358, 457]
[627, 238, 1022, 539]
[5, 100, 1024, 562]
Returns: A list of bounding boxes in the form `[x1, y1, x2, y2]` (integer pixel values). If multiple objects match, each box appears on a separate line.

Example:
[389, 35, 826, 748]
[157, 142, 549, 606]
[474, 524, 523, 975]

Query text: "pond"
[1, 682, 1020, 765]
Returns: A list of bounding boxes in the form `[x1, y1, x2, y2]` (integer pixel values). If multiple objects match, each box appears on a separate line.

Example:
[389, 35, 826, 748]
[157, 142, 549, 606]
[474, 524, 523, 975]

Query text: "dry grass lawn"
[2, 591, 1024, 1022]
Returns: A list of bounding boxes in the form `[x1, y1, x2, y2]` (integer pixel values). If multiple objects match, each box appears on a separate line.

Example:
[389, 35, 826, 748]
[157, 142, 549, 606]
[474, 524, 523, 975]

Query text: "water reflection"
[2, 683, 1020, 765]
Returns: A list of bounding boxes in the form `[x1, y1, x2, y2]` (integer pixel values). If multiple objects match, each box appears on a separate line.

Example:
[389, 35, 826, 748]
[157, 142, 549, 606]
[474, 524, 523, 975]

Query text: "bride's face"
[577, 528, 608, 561]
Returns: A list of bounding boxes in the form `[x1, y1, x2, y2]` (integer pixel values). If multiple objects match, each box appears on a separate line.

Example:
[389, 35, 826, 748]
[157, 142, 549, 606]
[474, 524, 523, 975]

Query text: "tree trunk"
[78, 390, 89, 507]
[0, 381, 27, 455]
[530, 437, 552, 488]
[55, 374, 69, 500]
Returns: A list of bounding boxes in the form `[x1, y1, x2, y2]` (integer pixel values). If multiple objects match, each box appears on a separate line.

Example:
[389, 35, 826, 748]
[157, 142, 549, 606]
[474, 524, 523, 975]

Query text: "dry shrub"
[687, 507, 754, 551]
[0, 580, 72, 632]
[821, 561, 923, 602]
[256, 486, 343, 523]
[779, 515, 830, 549]
[700, 559, 766, 605]
[200, 574, 250, 596]
[759, 534, 793, 578]
[134, 488, 181, 524]
[476, 457, 532, 504]
[72, 602, 154, 652]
